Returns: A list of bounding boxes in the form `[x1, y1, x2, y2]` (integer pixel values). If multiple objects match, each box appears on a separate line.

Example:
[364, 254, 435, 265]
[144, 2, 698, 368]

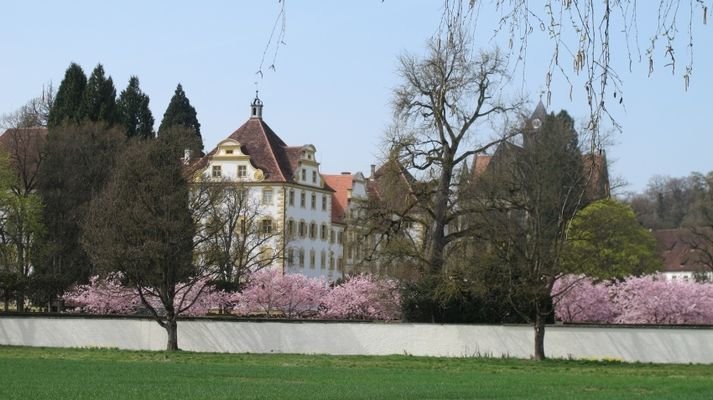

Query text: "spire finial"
[250, 90, 263, 119]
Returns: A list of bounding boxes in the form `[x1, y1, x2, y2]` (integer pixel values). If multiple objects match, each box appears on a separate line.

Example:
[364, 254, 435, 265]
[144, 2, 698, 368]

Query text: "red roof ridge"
[255, 119, 286, 181]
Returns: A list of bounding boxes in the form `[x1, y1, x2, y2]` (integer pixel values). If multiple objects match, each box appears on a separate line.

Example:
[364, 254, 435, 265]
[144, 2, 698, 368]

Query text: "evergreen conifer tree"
[117, 76, 155, 139]
[47, 63, 87, 128]
[80, 64, 118, 124]
[158, 84, 203, 155]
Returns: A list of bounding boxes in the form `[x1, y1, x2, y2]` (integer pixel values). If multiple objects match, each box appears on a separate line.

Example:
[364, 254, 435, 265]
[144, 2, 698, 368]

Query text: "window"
[298, 248, 305, 267]
[237, 165, 247, 177]
[261, 219, 273, 235]
[288, 190, 295, 206]
[311, 193, 316, 209]
[330, 230, 335, 244]
[320, 224, 327, 240]
[225, 149, 234, 155]
[312, 171, 317, 183]
[211, 165, 222, 178]
[287, 248, 294, 266]
[310, 222, 317, 239]
[301, 168, 306, 181]
[320, 251, 326, 269]
[337, 231, 343, 244]
[299, 221, 307, 238]
[347, 245, 353, 259]
[262, 188, 273, 205]
[322, 195, 327, 211]
[337, 257, 343, 272]
[300, 191, 306, 208]
[329, 253, 335, 270]
[309, 249, 316, 269]
[287, 219, 295, 238]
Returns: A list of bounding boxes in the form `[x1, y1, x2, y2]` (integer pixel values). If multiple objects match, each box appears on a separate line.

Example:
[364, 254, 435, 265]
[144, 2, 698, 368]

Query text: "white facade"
[197, 99, 344, 281]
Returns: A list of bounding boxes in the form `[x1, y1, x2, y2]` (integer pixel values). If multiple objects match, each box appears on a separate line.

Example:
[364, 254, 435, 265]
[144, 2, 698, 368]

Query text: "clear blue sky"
[1, 1, 710, 193]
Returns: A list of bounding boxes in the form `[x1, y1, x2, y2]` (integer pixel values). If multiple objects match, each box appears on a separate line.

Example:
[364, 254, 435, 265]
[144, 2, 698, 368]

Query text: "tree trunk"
[3, 294, 8, 312]
[15, 290, 24, 312]
[534, 313, 546, 360]
[165, 318, 179, 351]
[427, 157, 454, 274]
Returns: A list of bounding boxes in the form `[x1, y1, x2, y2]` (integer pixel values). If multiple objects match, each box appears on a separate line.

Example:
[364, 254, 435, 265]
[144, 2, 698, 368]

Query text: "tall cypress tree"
[117, 76, 155, 139]
[158, 84, 203, 154]
[80, 64, 118, 124]
[47, 63, 87, 128]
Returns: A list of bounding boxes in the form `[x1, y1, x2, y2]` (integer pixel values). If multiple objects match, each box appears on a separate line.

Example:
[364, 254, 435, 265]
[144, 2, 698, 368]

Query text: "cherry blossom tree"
[63, 274, 229, 317]
[552, 275, 616, 324]
[62, 273, 139, 314]
[554, 274, 713, 325]
[230, 269, 328, 318]
[611, 276, 713, 325]
[320, 274, 401, 320]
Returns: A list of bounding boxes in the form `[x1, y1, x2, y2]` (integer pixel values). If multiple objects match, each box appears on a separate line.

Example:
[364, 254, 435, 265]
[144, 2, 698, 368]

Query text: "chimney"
[183, 148, 191, 164]
[370, 164, 376, 178]
[341, 171, 351, 175]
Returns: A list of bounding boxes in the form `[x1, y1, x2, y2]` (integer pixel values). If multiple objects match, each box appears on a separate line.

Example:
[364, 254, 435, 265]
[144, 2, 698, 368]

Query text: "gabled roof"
[653, 228, 711, 273]
[224, 118, 295, 182]
[322, 174, 353, 223]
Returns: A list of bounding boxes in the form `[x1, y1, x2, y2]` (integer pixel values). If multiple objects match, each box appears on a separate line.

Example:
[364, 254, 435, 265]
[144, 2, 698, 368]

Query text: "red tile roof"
[223, 118, 293, 182]
[323, 174, 353, 223]
[654, 228, 711, 273]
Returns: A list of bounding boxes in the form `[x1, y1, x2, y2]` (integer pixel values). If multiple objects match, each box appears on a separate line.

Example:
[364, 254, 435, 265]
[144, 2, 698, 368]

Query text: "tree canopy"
[158, 84, 203, 155]
[563, 199, 660, 278]
[47, 63, 87, 128]
[80, 64, 118, 125]
[117, 76, 154, 139]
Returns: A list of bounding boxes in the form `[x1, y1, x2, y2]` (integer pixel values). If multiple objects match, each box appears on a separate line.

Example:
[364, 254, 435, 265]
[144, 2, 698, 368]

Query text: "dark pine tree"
[80, 64, 118, 124]
[117, 76, 155, 139]
[158, 84, 203, 155]
[47, 63, 87, 128]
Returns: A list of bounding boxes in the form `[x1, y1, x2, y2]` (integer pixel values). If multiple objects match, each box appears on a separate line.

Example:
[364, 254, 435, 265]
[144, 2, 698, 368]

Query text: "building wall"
[2, 316, 713, 364]
[201, 140, 343, 281]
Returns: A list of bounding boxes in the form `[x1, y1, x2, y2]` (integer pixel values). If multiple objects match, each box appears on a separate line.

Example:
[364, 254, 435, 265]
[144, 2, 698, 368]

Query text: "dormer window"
[301, 169, 306, 181]
[226, 149, 233, 155]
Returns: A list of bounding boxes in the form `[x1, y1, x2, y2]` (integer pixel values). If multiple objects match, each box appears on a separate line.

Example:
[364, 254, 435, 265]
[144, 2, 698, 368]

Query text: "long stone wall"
[1, 315, 712, 364]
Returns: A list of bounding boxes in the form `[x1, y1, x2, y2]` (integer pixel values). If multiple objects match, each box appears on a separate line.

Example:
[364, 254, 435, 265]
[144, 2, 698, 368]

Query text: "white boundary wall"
[1, 316, 712, 364]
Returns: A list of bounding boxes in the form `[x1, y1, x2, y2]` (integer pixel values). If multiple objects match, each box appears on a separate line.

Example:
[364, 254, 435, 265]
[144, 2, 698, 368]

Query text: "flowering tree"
[320, 274, 401, 320]
[552, 276, 616, 324]
[231, 269, 328, 318]
[63, 273, 139, 314]
[63, 274, 229, 317]
[554, 274, 713, 325]
[611, 276, 713, 325]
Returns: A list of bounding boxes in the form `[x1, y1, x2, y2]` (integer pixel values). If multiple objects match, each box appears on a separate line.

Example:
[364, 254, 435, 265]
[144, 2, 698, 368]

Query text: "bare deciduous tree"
[390, 15, 520, 274]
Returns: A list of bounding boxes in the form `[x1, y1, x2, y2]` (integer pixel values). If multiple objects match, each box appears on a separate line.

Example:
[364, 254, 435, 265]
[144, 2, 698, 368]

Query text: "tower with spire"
[250, 91, 263, 119]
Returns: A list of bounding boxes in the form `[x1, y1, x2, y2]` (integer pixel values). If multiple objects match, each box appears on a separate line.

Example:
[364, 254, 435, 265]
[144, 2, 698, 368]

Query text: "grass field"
[1, 346, 712, 399]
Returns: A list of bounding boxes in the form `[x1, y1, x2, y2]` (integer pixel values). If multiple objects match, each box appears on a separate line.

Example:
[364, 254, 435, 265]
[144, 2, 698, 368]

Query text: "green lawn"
[1, 346, 711, 399]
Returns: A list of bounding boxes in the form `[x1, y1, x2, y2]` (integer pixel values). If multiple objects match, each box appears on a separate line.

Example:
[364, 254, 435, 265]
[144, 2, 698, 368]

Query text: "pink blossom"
[554, 274, 713, 325]
[230, 269, 328, 318]
[553, 275, 616, 323]
[319, 274, 401, 320]
[63, 273, 140, 314]
[62, 274, 230, 316]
